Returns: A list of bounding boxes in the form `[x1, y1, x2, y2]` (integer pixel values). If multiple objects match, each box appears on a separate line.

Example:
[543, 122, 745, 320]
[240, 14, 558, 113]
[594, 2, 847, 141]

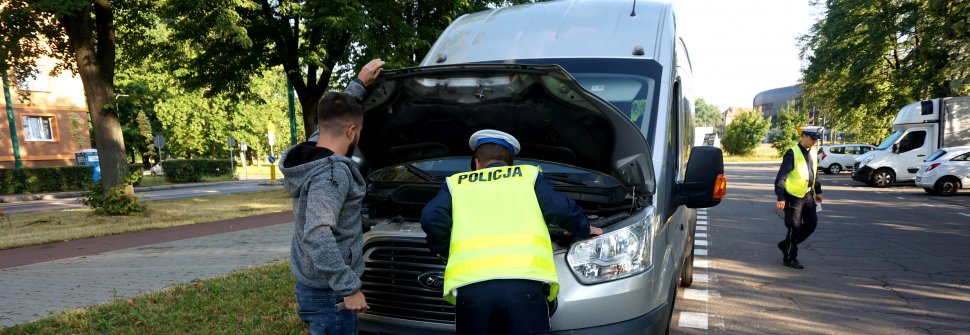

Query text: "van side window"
[831, 147, 845, 154]
[662, 81, 682, 219]
[845, 146, 860, 155]
[898, 131, 926, 153]
[860, 146, 872, 154]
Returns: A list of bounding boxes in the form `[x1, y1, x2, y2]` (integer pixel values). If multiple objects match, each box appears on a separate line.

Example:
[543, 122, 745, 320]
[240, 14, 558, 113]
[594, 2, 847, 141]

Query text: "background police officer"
[774, 126, 824, 269]
[420, 129, 602, 334]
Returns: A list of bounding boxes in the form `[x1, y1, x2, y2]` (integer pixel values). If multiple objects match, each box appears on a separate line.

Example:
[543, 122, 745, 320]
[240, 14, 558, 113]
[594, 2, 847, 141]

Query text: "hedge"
[0, 166, 94, 195]
[161, 159, 232, 184]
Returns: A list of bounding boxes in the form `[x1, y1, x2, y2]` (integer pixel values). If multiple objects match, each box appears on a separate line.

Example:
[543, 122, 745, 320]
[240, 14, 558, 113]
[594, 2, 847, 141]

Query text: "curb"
[0, 180, 271, 204]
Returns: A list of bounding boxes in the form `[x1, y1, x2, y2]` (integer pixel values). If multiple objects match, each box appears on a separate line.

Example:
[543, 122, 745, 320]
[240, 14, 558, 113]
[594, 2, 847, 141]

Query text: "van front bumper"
[852, 165, 873, 183]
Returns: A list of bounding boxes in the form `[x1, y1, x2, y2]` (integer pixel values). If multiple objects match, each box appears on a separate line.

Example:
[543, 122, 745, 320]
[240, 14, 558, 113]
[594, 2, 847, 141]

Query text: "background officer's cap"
[800, 126, 824, 140]
[469, 129, 521, 156]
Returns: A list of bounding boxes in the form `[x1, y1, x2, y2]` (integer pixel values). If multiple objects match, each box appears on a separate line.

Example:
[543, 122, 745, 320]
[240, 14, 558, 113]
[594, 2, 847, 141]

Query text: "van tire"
[679, 240, 694, 287]
[871, 169, 895, 188]
[826, 164, 842, 174]
[935, 177, 961, 196]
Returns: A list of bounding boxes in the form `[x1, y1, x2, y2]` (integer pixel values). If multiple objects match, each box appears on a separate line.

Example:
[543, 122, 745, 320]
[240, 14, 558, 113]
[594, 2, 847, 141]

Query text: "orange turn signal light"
[713, 173, 727, 201]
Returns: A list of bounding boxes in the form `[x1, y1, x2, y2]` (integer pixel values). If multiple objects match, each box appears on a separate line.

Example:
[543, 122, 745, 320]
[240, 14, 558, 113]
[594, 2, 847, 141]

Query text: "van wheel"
[923, 187, 939, 195]
[826, 164, 842, 174]
[935, 177, 961, 196]
[679, 239, 695, 287]
[871, 169, 895, 188]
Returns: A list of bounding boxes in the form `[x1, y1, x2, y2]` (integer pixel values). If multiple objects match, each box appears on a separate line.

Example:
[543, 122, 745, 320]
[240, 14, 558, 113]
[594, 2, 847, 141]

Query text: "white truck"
[853, 96, 970, 187]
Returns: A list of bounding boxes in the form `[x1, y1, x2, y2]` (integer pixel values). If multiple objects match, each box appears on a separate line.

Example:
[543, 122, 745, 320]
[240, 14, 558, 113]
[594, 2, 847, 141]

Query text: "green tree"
[142, 0, 533, 138]
[799, 0, 970, 144]
[1, 0, 136, 197]
[694, 98, 723, 133]
[722, 108, 771, 156]
[769, 101, 809, 156]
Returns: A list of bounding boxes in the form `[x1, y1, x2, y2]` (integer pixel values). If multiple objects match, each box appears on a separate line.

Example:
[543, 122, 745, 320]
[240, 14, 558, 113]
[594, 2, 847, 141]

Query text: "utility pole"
[287, 78, 298, 146]
[2, 71, 23, 168]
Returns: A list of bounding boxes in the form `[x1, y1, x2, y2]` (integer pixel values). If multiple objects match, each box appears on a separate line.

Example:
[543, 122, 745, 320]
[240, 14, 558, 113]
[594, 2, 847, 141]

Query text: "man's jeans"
[295, 282, 358, 335]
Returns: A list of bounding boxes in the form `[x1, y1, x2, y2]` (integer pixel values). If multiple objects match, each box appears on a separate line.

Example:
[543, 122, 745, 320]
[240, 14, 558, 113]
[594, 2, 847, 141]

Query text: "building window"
[22, 115, 56, 142]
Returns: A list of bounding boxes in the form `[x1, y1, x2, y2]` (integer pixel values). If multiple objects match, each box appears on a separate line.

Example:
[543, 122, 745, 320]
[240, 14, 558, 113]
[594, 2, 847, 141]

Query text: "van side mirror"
[892, 143, 899, 153]
[676, 146, 726, 208]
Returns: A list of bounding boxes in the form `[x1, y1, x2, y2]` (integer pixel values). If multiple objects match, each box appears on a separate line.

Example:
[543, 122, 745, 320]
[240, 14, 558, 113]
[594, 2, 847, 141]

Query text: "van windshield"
[500, 58, 663, 140]
[876, 130, 904, 150]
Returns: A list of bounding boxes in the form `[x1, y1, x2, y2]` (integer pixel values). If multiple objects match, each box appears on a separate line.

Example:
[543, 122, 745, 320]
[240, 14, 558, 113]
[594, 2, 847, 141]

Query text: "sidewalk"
[0, 211, 293, 327]
[0, 179, 271, 203]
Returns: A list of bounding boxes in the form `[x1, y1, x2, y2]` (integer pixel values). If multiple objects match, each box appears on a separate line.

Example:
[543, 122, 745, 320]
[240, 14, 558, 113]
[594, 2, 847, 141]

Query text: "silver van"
[354, 1, 725, 333]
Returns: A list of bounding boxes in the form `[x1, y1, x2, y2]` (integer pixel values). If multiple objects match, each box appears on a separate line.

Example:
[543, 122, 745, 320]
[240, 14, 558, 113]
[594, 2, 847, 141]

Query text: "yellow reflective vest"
[441, 165, 558, 305]
[784, 145, 818, 198]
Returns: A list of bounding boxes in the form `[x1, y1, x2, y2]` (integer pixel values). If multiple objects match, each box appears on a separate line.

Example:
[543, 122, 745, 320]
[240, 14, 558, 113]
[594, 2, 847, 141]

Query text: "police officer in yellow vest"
[774, 126, 824, 269]
[420, 129, 603, 334]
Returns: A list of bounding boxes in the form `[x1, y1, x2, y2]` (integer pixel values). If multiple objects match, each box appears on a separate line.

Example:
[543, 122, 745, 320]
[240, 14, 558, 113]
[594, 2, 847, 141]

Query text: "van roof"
[420, 0, 673, 66]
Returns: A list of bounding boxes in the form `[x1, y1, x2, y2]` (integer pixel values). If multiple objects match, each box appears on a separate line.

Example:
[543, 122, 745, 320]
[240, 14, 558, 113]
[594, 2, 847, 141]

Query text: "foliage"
[79, 170, 145, 216]
[800, 0, 970, 144]
[0, 167, 94, 195]
[694, 98, 724, 134]
[769, 101, 809, 156]
[68, 113, 90, 150]
[140, 0, 535, 137]
[722, 108, 771, 156]
[161, 159, 233, 184]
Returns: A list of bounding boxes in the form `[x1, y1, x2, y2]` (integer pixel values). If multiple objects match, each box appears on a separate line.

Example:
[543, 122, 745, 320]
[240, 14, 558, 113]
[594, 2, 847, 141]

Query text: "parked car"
[916, 146, 970, 196]
[819, 144, 875, 174]
[354, 1, 725, 334]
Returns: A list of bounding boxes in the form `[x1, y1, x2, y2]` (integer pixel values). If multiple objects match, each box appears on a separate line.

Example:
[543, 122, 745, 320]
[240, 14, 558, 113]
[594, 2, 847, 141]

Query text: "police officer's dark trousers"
[455, 279, 551, 335]
[780, 192, 818, 261]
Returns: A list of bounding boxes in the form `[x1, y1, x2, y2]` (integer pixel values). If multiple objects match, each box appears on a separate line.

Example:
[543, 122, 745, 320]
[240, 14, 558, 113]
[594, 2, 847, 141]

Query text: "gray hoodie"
[280, 143, 366, 296]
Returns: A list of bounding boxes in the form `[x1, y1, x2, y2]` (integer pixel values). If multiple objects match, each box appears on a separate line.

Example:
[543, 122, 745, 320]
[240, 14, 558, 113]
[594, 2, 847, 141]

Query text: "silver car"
[819, 144, 875, 174]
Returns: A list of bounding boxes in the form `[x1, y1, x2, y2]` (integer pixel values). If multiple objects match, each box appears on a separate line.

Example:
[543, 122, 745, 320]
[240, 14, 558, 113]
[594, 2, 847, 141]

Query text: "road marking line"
[695, 249, 708, 256]
[698, 215, 708, 220]
[697, 221, 707, 226]
[696, 240, 709, 246]
[960, 213, 970, 217]
[694, 273, 710, 283]
[896, 197, 905, 200]
[697, 226, 707, 231]
[684, 289, 709, 301]
[694, 259, 712, 268]
[696, 233, 708, 238]
[678, 312, 709, 329]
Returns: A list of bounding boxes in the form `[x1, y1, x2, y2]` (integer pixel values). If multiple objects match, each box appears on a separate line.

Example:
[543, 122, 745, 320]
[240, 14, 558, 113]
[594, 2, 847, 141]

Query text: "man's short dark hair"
[474, 143, 513, 166]
[317, 92, 363, 135]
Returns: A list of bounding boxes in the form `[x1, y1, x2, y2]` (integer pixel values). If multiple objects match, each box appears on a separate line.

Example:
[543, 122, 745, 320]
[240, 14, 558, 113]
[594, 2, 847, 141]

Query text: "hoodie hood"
[279, 142, 354, 198]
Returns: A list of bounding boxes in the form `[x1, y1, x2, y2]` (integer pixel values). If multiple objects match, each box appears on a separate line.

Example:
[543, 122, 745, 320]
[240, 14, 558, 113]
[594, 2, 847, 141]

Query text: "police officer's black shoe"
[783, 259, 804, 269]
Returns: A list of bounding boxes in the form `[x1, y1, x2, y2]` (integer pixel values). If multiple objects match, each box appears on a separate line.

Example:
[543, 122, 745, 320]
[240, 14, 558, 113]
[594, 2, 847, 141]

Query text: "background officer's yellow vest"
[784, 145, 818, 197]
[442, 165, 559, 305]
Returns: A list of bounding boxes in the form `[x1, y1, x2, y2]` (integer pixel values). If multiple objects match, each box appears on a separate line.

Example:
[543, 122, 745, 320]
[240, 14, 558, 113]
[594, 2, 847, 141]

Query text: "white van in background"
[853, 96, 970, 187]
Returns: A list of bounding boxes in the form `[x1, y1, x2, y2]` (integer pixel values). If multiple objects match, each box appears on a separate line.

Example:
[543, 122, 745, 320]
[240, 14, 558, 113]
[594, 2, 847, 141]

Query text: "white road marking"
[695, 249, 708, 256]
[696, 240, 709, 246]
[694, 273, 710, 283]
[698, 215, 708, 220]
[678, 312, 709, 329]
[960, 213, 970, 217]
[694, 259, 712, 268]
[684, 289, 710, 301]
[896, 197, 905, 200]
[697, 220, 707, 226]
[696, 233, 708, 238]
[697, 226, 707, 231]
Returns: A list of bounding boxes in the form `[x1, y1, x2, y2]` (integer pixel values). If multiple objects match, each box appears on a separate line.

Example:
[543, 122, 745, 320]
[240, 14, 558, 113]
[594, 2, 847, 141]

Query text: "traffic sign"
[228, 136, 236, 147]
[268, 156, 277, 164]
[241, 142, 248, 152]
[153, 134, 166, 149]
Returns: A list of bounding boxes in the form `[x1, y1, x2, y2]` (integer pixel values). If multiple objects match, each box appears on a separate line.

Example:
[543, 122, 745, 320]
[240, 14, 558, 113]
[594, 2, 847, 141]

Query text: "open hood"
[358, 64, 655, 193]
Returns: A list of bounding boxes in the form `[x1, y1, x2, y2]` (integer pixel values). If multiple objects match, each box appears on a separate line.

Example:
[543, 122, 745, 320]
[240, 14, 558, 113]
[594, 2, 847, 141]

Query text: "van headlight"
[861, 155, 874, 166]
[566, 215, 654, 284]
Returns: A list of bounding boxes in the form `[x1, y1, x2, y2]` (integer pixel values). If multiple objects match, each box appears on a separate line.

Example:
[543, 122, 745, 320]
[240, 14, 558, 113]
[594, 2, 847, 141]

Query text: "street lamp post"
[2, 71, 23, 168]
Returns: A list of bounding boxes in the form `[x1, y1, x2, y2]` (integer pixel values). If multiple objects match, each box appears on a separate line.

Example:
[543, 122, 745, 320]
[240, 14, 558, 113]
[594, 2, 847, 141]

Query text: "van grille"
[361, 240, 454, 324]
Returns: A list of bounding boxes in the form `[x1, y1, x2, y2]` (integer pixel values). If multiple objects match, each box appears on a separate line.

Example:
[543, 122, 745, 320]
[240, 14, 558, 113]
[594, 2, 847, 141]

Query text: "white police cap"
[800, 126, 824, 139]
[468, 129, 521, 156]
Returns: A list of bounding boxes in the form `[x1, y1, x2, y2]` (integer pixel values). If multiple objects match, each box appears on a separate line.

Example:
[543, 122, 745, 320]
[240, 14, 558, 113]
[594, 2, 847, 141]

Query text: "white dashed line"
[694, 259, 712, 268]
[697, 220, 707, 226]
[678, 312, 709, 329]
[684, 289, 710, 301]
[698, 215, 708, 220]
[695, 249, 708, 256]
[696, 233, 708, 238]
[694, 273, 713, 283]
[697, 226, 707, 231]
[960, 213, 970, 217]
[896, 197, 905, 200]
[696, 240, 709, 246]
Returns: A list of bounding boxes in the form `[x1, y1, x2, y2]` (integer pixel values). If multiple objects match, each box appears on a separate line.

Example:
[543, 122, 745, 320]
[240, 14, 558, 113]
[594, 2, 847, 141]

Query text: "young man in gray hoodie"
[280, 59, 383, 335]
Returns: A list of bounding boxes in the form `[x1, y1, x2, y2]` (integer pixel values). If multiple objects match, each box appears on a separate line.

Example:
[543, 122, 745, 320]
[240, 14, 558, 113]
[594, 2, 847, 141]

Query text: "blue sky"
[676, 0, 817, 111]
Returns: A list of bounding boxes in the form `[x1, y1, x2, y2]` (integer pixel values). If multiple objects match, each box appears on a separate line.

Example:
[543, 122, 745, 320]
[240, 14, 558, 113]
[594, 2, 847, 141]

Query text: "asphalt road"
[670, 163, 970, 335]
[0, 180, 280, 214]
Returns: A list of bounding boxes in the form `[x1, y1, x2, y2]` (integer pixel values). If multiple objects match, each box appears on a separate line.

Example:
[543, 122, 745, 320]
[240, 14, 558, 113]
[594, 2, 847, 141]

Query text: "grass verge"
[723, 144, 782, 163]
[0, 261, 305, 335]
[0, 189, 291, 250]
[137, 175, 237, 188]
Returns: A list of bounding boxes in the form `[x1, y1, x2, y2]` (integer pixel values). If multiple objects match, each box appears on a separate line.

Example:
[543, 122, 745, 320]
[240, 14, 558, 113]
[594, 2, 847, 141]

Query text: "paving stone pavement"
[0, 223, 292, 327]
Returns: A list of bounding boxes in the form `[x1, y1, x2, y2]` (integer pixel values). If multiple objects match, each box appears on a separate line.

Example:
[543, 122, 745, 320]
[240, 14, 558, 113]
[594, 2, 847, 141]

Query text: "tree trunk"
[60, 2, 132, 196]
